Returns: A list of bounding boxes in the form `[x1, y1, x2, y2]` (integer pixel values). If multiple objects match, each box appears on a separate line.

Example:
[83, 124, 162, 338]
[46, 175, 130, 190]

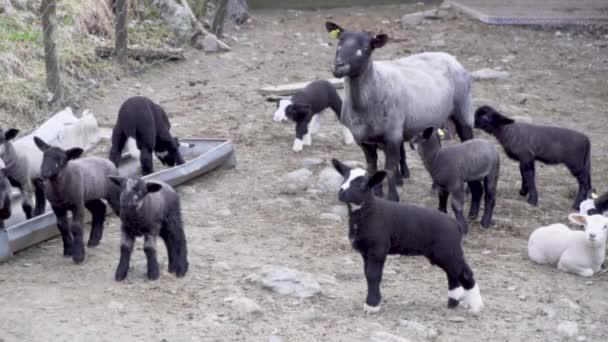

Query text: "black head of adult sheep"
[34, 136, 121, 264]
[324, 22, 474, 202]
[109, 96, 189, 176]
[108, 176, 188, 281]
[0, 128, 46, 219]
[474, 105, 591, 210]
[331, 158, 484, 315]
[0, 166, 12, 230]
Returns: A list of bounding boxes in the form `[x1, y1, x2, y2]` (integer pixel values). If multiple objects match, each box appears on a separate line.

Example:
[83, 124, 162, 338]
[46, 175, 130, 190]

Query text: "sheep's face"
[325, 22, 388, 78]
[474, 106, 515, 133]
[109, 177, 163, 211]
[569, 213, 608, 246]
[332, 158, 387, 207]
[0, 128, 19, 158]
[410, 127, 441, 152]
[156, 137, 181, 167]
[34, 137, 84, 180]
[273, 99, 292, 122]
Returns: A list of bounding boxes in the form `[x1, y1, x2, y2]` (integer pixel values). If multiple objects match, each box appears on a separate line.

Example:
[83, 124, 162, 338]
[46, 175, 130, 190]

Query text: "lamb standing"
[411, 127, 500, 233]
[332, 158, 484, 314]
[109, 96, 187, 176]
[325, 22, 474, 201]
[474, 105, 591, 209]
[0, 163, 11, 230]
[528, 213, 608, 277]
[108, 176, 188, 281]
[34, 137, 121, 264]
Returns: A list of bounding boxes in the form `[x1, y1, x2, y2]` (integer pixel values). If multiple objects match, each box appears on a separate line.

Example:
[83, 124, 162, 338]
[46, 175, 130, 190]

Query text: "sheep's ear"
[146, 182, 163, 193]
[325, 22, 344, 39]
[33, 136, 49, 152]
[492, 113, 515, 126]
[371, 34, 388, 49]
[108, 176, 126, 188]
[423, 127, 435, 139]
[568, 213, 587, 226]
[367, 171, 387, 189]
[4, 129, 19, 141]
[66, 148, 84, 160]
[332, 158, 350, 177]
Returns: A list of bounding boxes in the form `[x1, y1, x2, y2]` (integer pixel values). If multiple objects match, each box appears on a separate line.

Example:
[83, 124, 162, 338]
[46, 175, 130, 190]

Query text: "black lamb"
[332, 158, 484, 315]
[474, 105, 591, 209]
[0, 166, 11, 230]
[109, 96, 186, 175]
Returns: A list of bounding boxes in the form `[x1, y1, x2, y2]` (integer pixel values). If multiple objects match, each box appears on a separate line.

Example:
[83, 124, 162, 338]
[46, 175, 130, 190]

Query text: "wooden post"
[115, 0, 128, 67]
[40, 0, 63, 103]
[211, 0, 228, 37]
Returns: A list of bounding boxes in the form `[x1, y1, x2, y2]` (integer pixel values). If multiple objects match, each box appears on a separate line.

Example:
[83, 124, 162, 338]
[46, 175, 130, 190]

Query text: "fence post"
[40, 0, 63, 103]
[115, 0, 129, 67]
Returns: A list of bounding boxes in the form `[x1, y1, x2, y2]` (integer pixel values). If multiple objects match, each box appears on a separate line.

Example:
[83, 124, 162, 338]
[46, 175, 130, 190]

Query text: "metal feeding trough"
[0, 138, 236, 262]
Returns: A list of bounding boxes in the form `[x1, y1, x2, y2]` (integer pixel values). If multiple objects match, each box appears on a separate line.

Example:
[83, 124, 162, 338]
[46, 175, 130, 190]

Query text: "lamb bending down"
[411, 127, 500, 233]
[34, 137, 121, 264]
[580, 190, 608, 216]
[325, 22, 474, 202]
[528, 213, 608, 277]
[109, 96, 187, 176]
[0, 128, 46, 219]
[332, 159, 484, 314]
[0, 164, 11, 230]
[109, 176, 188, 281]
[272, 79, 355, 152]
[474, 105, 591, 210]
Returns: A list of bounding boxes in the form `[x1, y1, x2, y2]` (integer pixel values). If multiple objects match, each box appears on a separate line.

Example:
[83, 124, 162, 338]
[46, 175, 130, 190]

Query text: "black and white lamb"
[273, 79, 355, 152]
[0, 163, 11, 230]
[474, 105, 591, 209]
[108, 176, 188, 281]
[109, 96, 187, 176]
[580, 190, 608, 216]
[332, 158, 484, 314]
[411, 127, 500, 233]
[0, 128, 46, 218]
[325, 22, 474, 202]
[34, 137, 121, 264]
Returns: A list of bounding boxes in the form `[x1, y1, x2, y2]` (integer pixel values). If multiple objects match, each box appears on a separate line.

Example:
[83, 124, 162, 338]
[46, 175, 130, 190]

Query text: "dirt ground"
[1, 3, 608, 342]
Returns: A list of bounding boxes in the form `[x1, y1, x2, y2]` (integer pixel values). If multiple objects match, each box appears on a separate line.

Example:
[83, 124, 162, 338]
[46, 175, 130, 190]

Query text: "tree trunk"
[40, 0, 63, 103]
[211, 0, 228, 37]
[115, 0, 128, 67]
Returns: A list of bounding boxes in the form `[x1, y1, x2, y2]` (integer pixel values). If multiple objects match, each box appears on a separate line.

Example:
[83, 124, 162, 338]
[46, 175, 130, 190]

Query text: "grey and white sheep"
[411, 127, 500, 233]
[325, 22, 474, 202]
[34, 137, 121, 264]
[474, 105, 591, 209]
[108, 176, 188, 281]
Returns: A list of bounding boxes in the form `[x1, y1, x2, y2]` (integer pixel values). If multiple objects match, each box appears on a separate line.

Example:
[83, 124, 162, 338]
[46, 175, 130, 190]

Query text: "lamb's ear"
[367, 171, 387, 189]
[568, 213, 588, 226]
[4, 129, 19, 141]
[108, 176, 126, 188]
[423, 127, 435, 139]
[146, 182, 163, 193]
[33, 136, 49, 152]
[332, 158, 350, 177]
[371, 34, 388, 49]
[65, 148, 84, 160]
[492, 113, 515, 126]
[325, 22, 344, 38]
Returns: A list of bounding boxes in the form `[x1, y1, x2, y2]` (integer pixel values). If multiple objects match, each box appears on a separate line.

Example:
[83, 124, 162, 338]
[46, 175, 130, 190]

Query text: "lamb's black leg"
[18, 183, 34, 219]
[481, 174, 498, 228]
[159, 228, 175, 274]
[467, 180, 483, 220]
[518, 163, 529, 196]
[70, 206, 86, 264]
[139, 147, 155, 176]
[144, 234, 160, 280]
[33, 178, 46, 216]
[363, 253, 386, 313]
[360, 143, 381, 197]
[451, 185, 469, 235]
[52, 206, 73, 257]
[109, 129, 127, 167]
[438, 188, 449, 213]
[384, 142, 401, 202]
[163, 207, 188, 277]
[398, 143, 409, 183]
[570, 166, 591, 210]
[85, 200, 106, 247]
[115, 230, 134, 281]
[521, 161, 538, 206]
[452, 118, 474, 142]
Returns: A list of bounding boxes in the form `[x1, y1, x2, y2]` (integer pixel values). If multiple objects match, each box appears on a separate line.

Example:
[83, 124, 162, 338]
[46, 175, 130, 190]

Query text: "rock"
[320, 213, 342, 223]
[201, 34, 221, 53]
[317, 167, 343, 193]
[343, 160, 366, 169]
[400, 320, 438, 341]
[518, 294, 527, 301]
[481, 250, 491, 255]
[268, 336, 283, 342]
[301, 157, 324, 168]
[501, 54, 516, 63]
[401, 12, 425, 26]
[370, 331, 412, 342]
[447, 316, 465, 323]
[430, 39, 446, 48]
[0, 0, 13, 13]
[212, 261, 231, 271]
[557, 321, 578, 338]
[297, 307, 322, 322]
[218, 208, 232, 217]
[538, 306, 555, 318]
[555, 31, 563, 37]
[512, 115, 532, 123]
[281, 168, 313, 194]
[157, 0, 193, 43]
[331, 205, 348, 218]
[245, 265, 336, 299]
[471, 68, 510, 81]
[224, 296, 263, 315]
[577, 336, 587, 342]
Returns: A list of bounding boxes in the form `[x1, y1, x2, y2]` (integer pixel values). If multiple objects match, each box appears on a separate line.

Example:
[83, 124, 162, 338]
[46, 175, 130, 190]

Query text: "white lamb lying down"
[528, 214, 608, 277]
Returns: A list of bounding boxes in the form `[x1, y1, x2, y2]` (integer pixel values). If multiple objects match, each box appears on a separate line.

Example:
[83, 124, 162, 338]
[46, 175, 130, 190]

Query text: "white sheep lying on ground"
[528, 213, 608, 277]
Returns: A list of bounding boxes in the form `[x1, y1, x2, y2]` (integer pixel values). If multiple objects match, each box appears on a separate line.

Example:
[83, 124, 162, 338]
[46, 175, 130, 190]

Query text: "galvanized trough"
[0, 138, 236, 262]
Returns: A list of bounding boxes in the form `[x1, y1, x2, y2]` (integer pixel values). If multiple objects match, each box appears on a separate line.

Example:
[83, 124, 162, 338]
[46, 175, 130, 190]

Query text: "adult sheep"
[325, 22, 474, 201]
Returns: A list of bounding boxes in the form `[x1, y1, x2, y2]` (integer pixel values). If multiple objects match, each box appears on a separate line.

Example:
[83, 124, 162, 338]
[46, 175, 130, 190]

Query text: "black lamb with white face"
[109, 96, 187, 175]
[474, 105, 591, 210]
[332, 159, 484, 315]
[109, 176, 188, 281]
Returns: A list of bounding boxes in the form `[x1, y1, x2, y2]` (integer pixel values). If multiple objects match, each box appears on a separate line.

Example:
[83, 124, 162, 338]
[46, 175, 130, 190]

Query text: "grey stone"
[401, 12, 425, 26]
[320, 213, 342, 223]
[245, 265, 336, 299]
[301, 157, 324, 168]
[447, 316, 466, 323]
[400, 320, 438, 341]
[344, 160, 366, 169]
[202, 34, 220, 53]
[318, 167, 344, 192]
[370, 331, 412, 342]
[281, 168, 313, 194]
[512, 115, 532, 123]
[331, 205, 348, 218]
[224, 296, 263, 315]
[430, 39, 446, 48]
[557, 321, 578, 338]
[157, 0, 193, 43]
[471, 68, 510, 81]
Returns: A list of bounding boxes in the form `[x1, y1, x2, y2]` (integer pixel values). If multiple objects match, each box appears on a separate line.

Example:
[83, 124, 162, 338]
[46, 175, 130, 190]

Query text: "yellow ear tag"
[329, 29, 341, 39]
[591, 192, 599, 200]
[437, 128, 446, 139]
